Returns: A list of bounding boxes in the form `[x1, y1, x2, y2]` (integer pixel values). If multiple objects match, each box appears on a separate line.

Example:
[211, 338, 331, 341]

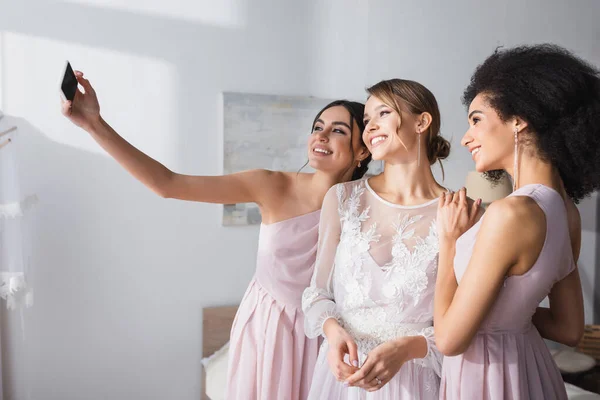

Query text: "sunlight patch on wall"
[2, 32, 178, 162]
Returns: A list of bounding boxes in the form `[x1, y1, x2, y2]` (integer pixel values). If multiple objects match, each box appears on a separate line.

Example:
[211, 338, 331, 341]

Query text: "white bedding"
[201, 342, 229, 400]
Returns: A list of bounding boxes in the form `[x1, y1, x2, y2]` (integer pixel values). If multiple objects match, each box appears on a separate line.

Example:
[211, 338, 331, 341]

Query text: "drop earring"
[417, 131, 421, 167]
[358, 160, 361, 168]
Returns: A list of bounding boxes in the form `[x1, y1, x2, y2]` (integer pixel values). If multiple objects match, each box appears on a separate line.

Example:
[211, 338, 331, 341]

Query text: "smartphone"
[60, 61, 78, 102]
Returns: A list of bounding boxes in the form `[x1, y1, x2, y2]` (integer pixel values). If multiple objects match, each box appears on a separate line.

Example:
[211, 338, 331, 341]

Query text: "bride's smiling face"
[362, 95, 423, 164]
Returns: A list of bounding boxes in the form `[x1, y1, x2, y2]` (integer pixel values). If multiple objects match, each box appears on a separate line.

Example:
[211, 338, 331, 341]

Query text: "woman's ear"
[514, 117, 528, 133]
[356, 146, 370, 163]
[417, 112, 433, 132]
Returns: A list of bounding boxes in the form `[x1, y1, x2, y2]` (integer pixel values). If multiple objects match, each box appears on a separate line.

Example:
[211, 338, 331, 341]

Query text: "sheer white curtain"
[0, 113, 35, 309]
[0, 112, 36, 400]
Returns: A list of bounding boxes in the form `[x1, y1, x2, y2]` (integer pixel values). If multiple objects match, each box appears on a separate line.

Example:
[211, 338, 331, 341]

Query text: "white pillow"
[551, 348, 596, 374]
[201, 342, 230, 400]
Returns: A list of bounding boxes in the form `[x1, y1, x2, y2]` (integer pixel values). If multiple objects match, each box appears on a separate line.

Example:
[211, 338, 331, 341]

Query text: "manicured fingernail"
[343, 382, 349, 387]
[352, 360, 358, 367]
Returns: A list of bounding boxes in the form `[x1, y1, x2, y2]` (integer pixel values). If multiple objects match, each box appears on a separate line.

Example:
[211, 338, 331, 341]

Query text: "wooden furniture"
[577, 325, 600, 363]
[201, 305, 239, 400]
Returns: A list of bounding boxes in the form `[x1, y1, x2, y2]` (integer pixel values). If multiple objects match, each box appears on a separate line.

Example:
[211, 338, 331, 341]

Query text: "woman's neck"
[370, 160, 444, 205]
[505, 150, 563, 192]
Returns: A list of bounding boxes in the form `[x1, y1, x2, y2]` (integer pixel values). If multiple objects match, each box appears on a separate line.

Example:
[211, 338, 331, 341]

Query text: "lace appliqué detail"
[336, 184, 379, 310]
[381, 218, 439, 308]
[337, 183, 439, 313]
[341, 308, 433, 356]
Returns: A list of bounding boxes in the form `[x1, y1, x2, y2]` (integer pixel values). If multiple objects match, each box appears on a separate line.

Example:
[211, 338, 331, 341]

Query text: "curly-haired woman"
[434, 44, 600, 399]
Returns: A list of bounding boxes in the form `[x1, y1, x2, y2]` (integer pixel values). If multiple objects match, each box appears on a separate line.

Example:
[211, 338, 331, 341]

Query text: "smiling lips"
[369, 135, 388, 148]
[367, 134, 483, 161]
[313, 146, 332, 155]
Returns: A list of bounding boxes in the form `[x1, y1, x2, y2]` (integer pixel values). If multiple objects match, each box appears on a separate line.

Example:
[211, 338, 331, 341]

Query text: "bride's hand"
[345, 337, 413, 391]
[61, 71, 101, 131]
[323, 319, 359, 382]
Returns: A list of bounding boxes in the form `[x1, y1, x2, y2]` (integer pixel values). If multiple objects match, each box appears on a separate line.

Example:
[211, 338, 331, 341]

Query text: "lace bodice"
[302, 178, 442, 375]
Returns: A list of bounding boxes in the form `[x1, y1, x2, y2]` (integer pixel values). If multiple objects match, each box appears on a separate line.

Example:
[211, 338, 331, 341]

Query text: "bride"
[302, 78, 454, 399]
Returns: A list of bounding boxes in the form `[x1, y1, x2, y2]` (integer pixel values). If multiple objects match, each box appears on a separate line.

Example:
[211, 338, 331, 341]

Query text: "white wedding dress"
[302, 178, 442, 399]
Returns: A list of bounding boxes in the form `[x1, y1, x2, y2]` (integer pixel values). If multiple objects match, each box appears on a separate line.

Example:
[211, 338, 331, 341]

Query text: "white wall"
[0, 1, 598, 399]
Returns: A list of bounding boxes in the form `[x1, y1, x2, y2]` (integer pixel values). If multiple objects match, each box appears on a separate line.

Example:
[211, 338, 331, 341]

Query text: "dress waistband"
[341, 312, 433, 355]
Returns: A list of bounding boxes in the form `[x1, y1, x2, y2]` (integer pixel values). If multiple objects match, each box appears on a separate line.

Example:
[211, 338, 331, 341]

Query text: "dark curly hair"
[463, 44, 600, 202]
[310, 100, 372, 180]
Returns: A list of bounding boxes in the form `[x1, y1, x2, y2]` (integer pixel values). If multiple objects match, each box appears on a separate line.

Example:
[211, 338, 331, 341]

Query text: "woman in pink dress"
[61, 72, 372, 399]
[434, 44, 600, 399]
[303, 78, 451, 399]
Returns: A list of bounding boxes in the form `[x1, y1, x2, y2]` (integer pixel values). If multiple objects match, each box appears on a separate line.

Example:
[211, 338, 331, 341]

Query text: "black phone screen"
[61, 62, 77, 102]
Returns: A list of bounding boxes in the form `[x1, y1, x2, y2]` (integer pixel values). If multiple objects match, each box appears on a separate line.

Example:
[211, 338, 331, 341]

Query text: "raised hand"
[437, 187, 481, 243]
[61, 71, 101, 131]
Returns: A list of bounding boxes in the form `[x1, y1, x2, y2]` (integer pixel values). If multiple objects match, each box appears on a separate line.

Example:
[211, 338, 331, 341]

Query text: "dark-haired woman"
[435, 44, 597, 399]
[60, 71, 371, 400]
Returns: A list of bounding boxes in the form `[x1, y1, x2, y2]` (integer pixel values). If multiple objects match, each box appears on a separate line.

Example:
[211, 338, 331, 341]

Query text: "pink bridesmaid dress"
[441, 184, 575, 400]
[225, 210, 321, 400]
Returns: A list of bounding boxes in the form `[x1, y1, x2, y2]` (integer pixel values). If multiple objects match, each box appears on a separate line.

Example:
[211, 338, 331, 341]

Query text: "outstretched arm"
[61, 71, 276, 204]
